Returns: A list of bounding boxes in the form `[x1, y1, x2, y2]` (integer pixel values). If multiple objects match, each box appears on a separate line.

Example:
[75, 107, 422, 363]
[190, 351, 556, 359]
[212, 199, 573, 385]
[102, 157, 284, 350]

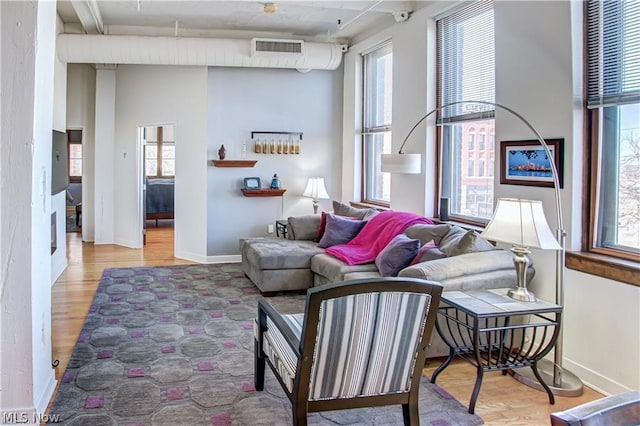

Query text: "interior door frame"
[136, 122, 177, 249]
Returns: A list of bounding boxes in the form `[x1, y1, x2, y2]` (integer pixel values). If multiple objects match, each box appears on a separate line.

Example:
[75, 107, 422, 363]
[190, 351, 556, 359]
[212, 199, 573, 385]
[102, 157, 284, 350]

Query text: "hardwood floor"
[50, 225, 604, 425]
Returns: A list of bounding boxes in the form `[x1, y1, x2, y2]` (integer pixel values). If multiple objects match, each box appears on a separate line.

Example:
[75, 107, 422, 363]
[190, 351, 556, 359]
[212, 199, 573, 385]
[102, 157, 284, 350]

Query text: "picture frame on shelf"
[243, 177, 261, 190]
[500, 138, 564, 188]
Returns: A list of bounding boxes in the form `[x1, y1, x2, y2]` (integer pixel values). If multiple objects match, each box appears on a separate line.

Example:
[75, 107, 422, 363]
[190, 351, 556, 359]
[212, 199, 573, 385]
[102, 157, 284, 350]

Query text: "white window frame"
[362, 41, 393, 206]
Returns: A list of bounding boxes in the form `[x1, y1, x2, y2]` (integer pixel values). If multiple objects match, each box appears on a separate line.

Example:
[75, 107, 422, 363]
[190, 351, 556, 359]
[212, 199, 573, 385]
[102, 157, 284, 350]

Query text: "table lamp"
[481, 198, 561, 302]
[302, 177, 329, 214]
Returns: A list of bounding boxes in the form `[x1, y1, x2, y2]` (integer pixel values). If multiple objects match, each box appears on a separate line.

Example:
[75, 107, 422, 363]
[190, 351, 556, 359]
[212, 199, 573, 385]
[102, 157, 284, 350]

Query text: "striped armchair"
[254, 277, 443, 425]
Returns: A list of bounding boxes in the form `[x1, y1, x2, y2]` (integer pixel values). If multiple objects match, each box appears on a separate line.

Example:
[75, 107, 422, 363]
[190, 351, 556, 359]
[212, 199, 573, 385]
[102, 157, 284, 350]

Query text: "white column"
[94, 65, 117, 244]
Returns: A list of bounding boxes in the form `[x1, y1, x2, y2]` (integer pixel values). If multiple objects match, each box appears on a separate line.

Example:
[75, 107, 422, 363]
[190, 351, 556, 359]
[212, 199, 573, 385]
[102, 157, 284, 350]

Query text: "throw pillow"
[409, 240, 447, 265]
[315, 211, 329, 242]
[439, 227, 496, 257]
[375, 234, 420, 277]
[317, 214, 366, 248]
[404, 223, 451, 246]
[332, 200, 380, 221]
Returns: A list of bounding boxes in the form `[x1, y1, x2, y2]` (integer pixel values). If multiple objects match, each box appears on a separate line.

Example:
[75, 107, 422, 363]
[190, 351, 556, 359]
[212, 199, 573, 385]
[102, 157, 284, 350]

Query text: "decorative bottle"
[218, 144, 226, 160]
[270, 173, 281, 189]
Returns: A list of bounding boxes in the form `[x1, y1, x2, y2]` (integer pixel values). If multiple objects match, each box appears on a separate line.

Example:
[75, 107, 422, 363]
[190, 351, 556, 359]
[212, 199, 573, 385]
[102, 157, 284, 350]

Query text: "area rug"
[49, 264, 483, 425]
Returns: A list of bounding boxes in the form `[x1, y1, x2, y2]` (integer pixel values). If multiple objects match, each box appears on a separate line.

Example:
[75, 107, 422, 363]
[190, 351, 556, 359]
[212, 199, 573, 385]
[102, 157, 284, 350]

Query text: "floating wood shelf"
[241, 188, 287, 197]
[212, 160, 257, 168]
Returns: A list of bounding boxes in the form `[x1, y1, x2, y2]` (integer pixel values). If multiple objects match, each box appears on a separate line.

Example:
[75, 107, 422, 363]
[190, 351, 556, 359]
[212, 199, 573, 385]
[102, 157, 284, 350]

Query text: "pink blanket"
[325, 211, 432, 265]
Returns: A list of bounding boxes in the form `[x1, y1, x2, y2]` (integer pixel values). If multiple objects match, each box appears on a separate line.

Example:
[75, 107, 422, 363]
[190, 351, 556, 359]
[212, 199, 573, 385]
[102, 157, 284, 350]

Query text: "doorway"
[140, 124, 175, 246]
[66, 129, 83, 234]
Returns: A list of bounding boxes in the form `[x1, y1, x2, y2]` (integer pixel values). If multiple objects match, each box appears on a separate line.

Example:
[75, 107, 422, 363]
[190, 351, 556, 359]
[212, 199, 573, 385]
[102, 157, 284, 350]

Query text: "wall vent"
[251, 38, 304, 56]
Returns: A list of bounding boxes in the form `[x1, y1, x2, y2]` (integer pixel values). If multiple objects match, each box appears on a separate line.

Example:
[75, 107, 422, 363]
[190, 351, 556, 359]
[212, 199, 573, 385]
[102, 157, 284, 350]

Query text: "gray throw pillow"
[332, 200, 380, 221]
[375, 234, 420, 277]
[439, 227, 495, 257]
[404, 223, 451, 246]
[317, 214, 366, 248]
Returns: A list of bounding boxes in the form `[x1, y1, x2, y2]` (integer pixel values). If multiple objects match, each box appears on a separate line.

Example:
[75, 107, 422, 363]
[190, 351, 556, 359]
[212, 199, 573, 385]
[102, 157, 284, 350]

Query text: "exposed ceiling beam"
[70, 0, 104, 34]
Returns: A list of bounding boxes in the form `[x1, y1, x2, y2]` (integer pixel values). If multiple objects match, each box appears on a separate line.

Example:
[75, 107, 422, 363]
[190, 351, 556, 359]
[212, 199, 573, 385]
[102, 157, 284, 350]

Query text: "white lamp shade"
[302, 177, 330, 200]
[381, 153, 421, 174]
[481, 198, 561, 250]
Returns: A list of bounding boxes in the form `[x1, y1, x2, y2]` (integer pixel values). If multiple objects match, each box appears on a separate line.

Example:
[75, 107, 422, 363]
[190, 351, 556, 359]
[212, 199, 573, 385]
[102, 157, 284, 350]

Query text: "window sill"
[566, 251, 639, 287]
[350, 201, 390, 211]
[430, 218, 485, 233]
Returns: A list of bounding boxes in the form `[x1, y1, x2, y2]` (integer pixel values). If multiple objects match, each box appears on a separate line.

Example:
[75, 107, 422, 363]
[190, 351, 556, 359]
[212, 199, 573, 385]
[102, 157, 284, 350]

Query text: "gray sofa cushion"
[310, 253, 378, 283]
[332, 200, 380, 221]
[286, 215, 322, 241]
[242, 238, 324, 270]
[439, 227, 495, 257]
[404, 223, 451, 246]
[399, 250, 516, 283]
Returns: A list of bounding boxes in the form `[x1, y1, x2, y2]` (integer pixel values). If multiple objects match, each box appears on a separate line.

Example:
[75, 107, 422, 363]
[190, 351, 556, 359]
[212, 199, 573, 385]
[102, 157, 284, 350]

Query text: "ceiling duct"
[57, 34, 342, 71]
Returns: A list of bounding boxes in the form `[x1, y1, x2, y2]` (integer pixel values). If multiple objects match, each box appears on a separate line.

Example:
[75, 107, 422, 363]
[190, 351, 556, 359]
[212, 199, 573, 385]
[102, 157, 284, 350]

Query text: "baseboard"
[204, 255, 241, 264]
[563, 357, 633, 396]
[51, 258, 68, 286]
[34, 372, 57, 417]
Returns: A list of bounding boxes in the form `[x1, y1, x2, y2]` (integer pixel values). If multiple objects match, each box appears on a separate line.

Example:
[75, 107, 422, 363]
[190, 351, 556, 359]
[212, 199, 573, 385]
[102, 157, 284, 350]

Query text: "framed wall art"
[243, 177, 261, 190]
[500, 138, 564, 188]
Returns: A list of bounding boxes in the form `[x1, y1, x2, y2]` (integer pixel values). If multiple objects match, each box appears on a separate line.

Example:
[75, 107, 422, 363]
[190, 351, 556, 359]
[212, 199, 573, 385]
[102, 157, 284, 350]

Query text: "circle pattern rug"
[49, 263, 483, 425]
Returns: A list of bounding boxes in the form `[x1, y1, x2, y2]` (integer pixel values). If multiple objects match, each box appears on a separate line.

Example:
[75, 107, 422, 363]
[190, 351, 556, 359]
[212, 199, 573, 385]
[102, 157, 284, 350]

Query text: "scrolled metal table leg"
[430, 348, 455, 384]
[531, 362, 555, 405]
[468, 364, 484, 414]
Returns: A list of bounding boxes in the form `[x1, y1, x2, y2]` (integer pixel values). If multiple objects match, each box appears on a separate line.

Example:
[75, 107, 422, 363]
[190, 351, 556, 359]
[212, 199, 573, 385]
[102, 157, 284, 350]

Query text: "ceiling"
[56, 0, 431, 43]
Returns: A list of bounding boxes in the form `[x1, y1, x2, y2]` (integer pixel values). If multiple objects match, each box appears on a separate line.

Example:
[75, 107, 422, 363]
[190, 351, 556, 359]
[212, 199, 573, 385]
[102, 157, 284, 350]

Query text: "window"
[437, 0, 495, 223]
[586, 0, 640, 259]
[145, 126, 175, 178]
[68, 129, 82, 183]
[362, 41, 392, 205]
[479, 130, 486, 150]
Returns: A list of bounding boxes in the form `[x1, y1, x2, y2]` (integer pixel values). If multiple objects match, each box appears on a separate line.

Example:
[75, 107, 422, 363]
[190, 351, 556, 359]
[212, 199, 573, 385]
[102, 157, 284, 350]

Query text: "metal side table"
[430, 289, 562, 414]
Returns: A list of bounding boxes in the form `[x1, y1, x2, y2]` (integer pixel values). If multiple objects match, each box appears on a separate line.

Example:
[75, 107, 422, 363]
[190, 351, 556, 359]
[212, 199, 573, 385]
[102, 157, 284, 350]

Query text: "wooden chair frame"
[255, 277, 443, 425]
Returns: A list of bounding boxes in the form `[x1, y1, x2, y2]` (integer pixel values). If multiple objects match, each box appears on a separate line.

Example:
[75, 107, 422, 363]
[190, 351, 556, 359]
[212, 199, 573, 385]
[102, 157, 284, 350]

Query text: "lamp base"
[510, 359, 584, 397]
[507, 286, 537, 302]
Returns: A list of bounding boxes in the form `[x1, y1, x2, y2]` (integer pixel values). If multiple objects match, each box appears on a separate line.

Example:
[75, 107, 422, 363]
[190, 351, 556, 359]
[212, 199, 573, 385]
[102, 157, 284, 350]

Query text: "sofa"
[240, 202, 534, 356]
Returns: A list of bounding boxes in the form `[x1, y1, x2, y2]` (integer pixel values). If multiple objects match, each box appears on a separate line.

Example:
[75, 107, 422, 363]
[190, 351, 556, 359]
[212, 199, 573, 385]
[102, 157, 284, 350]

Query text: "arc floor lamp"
[382, 100, 583, 396]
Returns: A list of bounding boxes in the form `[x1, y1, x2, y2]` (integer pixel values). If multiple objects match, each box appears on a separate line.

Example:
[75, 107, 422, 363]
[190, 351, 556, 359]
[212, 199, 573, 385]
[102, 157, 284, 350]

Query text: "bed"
[146, 177, 174, 226]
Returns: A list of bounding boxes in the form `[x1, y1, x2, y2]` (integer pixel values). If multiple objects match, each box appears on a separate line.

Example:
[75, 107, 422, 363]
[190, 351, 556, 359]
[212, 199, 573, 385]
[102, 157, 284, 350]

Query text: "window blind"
[437, 0, 495, 123]
[587, 0, 640, 108]
[363, 41, 393, 131]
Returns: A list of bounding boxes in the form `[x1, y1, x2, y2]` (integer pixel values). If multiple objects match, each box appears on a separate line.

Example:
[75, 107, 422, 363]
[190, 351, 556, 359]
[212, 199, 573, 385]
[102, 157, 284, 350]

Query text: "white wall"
[113, 65, 208, 261]
[66, 64, 96, 241]
[494, 0, 639, 394]
[1, 0, 56, 418]
[31, 0, 58, 412]
[342, 0, 639, 394]
[206, 67, 343, 256]
[51, 12, 69, 283]
[0, 1, 38, 417]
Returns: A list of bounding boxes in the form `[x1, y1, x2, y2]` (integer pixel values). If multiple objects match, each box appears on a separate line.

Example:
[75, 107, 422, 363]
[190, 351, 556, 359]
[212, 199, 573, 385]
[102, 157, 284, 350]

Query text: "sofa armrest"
[399, 249, 517, 282]
[286, 215, 322, 241]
